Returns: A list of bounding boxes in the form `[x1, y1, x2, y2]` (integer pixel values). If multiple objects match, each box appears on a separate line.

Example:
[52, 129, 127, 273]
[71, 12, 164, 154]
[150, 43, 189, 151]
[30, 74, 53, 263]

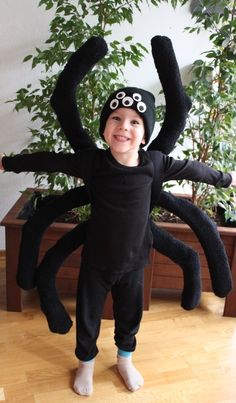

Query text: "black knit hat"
[99, 87, 156, 145]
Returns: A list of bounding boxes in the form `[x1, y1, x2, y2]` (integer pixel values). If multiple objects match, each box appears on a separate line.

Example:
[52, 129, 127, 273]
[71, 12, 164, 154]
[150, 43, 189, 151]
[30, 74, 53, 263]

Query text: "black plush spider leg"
[148, 35, 192, 153]
[50, 36, 107, 151]
[150, 220, 201, 310]
[149, 35, 232, 300]
[158, 192, 233, 297]
[17, 186, 90, 290]
[148, 36, 201, 309]
[36, 220, 88, 334]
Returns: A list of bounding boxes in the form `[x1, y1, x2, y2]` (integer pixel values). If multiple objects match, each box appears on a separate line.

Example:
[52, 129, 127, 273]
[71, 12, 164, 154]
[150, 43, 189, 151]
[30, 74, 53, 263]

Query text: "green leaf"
[22, 55, 33, 63]
[124, 36, 133, 41]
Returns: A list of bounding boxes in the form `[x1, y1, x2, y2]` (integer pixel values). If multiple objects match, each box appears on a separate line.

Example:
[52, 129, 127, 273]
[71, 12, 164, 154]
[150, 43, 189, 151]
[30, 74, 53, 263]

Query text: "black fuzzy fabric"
[36, 222, 87, 334]
[148, 36, 192, 153]
[150, 220, 201, 310]
[158, 192, 233, 297]
[16, 187, 89, 290]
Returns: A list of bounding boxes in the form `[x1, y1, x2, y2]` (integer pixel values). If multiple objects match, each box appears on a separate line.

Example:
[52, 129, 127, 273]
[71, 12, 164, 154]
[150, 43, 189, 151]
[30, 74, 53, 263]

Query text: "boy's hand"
[230, 171, 236, 187]
[0, 153, 5, 170]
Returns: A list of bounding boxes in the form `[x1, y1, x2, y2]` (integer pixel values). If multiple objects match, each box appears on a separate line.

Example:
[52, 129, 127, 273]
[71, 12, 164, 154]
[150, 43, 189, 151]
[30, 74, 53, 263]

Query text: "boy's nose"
[119, 119, 128, 130]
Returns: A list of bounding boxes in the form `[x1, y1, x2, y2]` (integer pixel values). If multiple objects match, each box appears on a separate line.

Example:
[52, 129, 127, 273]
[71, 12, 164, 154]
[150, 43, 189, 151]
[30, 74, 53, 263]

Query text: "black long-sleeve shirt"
[2, 149, 232, 272]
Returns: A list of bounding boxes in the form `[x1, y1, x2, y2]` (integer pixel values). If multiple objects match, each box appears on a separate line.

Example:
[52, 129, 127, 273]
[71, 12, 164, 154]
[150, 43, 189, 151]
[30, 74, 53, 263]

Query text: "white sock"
[73, 359, 95, 396]
[117, 354, 144, 392]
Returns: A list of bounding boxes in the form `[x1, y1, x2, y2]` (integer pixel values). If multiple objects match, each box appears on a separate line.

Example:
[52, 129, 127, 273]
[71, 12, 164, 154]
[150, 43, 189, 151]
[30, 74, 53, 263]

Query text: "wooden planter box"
[1, 190, 236, 317]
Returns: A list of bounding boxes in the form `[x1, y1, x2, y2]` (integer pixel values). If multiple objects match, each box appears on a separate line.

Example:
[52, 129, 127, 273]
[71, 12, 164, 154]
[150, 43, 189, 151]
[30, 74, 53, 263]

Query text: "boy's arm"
[161, 154, 235, 188]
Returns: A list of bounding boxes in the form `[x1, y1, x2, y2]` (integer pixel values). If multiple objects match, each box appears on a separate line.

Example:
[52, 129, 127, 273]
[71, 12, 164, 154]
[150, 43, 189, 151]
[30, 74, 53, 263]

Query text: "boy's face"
[103, 108, 145, 161]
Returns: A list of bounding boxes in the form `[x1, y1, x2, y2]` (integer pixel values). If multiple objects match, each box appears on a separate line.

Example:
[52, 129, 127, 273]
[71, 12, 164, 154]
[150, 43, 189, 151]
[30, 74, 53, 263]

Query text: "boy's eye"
[131, 119, 140, 125]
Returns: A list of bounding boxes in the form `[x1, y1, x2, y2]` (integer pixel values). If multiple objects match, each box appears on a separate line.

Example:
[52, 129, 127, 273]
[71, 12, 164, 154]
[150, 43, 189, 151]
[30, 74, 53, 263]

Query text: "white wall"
[0, 0, 210, 249]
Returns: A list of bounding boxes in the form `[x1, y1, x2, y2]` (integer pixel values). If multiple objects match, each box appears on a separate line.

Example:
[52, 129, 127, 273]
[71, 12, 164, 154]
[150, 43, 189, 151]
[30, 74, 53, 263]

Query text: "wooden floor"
[1, 257, 236, 403]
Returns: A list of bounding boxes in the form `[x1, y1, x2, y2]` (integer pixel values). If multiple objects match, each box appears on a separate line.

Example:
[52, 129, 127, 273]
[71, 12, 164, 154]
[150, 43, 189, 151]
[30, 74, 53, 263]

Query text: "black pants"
[75, 262, 144, 361]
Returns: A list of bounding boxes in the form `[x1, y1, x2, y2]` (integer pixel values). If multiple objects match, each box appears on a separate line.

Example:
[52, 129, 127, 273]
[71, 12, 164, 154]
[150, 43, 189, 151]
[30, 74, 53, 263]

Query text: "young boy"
[1, 87, 235, 396]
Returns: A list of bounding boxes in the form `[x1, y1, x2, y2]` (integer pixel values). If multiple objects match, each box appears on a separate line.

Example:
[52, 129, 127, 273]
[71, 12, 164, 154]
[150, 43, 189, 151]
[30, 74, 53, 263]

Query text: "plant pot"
[1, 189, 236, 317]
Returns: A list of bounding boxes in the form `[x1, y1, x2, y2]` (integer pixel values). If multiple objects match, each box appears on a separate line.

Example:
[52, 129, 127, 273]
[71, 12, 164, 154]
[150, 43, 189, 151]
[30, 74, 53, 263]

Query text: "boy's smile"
[103, 108, 145, 166]
[114, 134, 130, 142]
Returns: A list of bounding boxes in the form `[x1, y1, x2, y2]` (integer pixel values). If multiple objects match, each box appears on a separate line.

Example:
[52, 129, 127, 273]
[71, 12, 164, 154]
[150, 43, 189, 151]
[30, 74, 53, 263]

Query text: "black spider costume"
[2, 120, 232, 360]
[4, 36, 232, 335]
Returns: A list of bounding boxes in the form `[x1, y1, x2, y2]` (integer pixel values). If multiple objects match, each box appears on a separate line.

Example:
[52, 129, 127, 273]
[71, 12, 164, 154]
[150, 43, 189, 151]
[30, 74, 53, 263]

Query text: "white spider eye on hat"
[99, 86, 156, 145]
[109, 91, 147, 113]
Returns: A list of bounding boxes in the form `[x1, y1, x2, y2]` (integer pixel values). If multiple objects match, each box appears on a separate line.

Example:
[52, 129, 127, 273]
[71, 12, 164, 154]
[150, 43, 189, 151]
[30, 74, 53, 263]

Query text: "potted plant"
[1, 0, 236, 317]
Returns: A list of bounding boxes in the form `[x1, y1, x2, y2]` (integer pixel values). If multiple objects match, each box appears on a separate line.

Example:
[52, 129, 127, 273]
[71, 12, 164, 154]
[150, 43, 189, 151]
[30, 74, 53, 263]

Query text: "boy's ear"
[141, 136, 146, 145]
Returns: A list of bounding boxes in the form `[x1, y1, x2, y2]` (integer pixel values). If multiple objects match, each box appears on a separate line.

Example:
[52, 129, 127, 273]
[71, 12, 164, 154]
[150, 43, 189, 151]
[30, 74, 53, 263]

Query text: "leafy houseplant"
[9, 0, 235, 223]
[157, 0, 236, 224]
[2, 0, 236, 318]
